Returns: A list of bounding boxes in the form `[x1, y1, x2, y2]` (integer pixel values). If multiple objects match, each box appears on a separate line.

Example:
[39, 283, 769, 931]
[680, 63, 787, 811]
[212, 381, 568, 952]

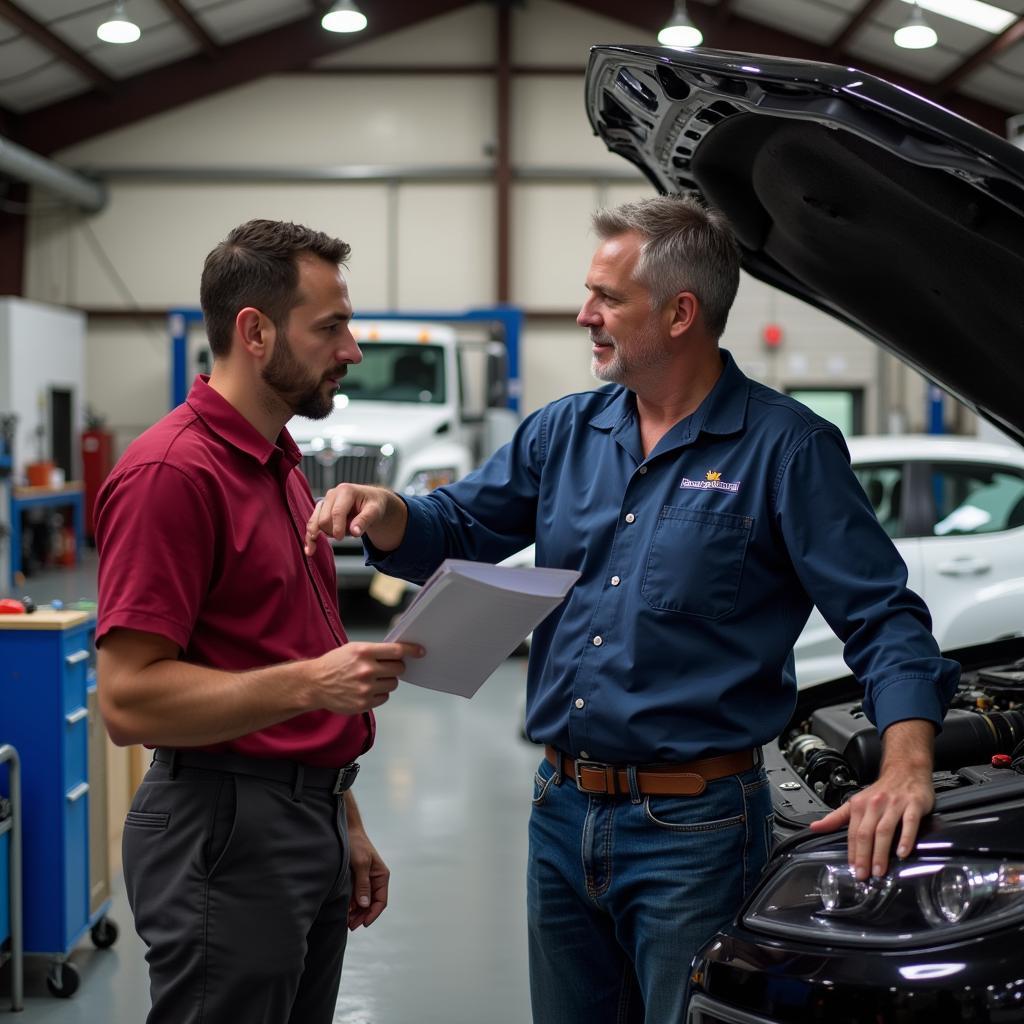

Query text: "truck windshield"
[339, 342, 446, 404]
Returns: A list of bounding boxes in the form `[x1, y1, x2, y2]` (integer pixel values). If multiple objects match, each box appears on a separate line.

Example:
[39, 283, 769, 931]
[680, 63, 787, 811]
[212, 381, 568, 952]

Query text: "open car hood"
[585, 46, 1024, 445]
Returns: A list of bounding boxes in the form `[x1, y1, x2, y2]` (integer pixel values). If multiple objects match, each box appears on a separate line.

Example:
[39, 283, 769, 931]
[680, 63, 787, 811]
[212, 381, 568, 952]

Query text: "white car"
[794, 434, 1024, 686]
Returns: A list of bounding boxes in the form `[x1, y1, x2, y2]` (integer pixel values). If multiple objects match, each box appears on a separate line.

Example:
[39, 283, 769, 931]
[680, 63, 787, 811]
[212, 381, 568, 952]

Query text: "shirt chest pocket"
[641, 506, 753, 619]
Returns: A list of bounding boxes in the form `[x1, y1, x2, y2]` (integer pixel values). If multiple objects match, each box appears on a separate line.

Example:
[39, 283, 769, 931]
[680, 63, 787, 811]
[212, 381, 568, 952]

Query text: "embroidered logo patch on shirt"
[679, 469, 741, 493]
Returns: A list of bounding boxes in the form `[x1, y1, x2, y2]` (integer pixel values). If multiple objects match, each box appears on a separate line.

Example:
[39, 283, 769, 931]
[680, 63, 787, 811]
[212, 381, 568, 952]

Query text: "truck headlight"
[743, 850, 1024, 946]
[403, 468, 457, 495]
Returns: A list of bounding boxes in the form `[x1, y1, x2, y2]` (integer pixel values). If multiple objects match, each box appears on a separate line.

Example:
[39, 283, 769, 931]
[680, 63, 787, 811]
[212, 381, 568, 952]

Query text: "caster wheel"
[46, 960, 80, 998]
[91, 916, 119, 949]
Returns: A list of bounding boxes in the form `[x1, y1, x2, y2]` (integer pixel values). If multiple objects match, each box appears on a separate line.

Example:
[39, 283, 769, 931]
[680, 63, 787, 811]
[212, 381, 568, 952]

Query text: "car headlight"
[403, 468, 457, 495]
[743, 850, 1024, 947]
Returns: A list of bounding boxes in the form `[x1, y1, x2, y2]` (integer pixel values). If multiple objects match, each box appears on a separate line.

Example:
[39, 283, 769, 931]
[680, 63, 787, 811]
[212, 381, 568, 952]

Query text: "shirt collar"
[588, 385, 633, 431]
[587, 348, 749, 439]
[185, 375, 301, 470]
[700, 349, 750, 437]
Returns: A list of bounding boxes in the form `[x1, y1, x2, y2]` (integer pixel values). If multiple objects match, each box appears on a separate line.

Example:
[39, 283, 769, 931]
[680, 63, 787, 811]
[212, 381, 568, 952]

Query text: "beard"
[262, 329, 345, 420]
[590, 317, 670, 386]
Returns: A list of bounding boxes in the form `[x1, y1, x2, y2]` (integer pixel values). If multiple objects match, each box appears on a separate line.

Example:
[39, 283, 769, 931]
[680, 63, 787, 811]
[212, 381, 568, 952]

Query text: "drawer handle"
[65, 650, 90, 667]
[65, 707, 88, 725]
[66, 782, 90, 803]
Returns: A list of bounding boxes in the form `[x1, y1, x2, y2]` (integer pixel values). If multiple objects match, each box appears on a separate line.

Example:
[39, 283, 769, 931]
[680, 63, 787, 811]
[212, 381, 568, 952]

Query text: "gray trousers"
[123, 757, 352, 1024]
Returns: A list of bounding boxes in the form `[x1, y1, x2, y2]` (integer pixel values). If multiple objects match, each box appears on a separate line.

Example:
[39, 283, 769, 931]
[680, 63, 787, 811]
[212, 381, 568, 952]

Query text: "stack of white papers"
[384, 559, 580, 698]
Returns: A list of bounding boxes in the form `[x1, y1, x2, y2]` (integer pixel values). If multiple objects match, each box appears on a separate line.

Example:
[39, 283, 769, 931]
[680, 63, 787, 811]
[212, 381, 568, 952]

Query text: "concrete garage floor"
[1, 553, 538, 1023]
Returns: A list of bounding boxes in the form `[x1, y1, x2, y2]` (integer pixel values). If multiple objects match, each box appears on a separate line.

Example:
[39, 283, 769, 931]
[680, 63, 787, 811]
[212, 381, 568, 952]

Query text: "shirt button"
[610, 575, 620, 586]
[593, 635, 603, 647]
[575, 698, 585, 709]
[625, 513, 636, 523]
[639, 466, 648, 475]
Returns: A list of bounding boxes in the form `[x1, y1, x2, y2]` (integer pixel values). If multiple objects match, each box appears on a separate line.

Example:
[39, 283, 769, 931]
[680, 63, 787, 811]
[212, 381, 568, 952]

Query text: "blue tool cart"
[0, 610, 118, 998]
[0, 743, 23, 1011]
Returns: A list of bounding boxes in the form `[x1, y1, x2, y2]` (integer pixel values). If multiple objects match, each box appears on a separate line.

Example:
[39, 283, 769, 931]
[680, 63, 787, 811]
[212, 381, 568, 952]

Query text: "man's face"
[577, 231, 672, 388]
[261, 256, 361, 420]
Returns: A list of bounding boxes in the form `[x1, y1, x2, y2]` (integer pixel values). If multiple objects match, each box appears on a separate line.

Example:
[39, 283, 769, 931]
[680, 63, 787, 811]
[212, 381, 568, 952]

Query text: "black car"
[584, 45, 1024, 1024]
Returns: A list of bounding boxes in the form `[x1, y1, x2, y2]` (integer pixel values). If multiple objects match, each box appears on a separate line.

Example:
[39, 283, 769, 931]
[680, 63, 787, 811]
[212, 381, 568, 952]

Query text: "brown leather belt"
[545, 745, 756, 797]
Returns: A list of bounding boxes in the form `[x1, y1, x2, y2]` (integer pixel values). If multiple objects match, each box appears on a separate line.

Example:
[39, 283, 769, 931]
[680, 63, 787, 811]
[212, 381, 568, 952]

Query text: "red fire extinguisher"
[81, 426, 114, 543]
[58, 522, 77, 567]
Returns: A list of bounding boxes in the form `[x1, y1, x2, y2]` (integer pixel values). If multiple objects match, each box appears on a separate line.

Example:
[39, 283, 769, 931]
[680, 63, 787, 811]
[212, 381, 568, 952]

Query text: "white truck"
[288, 320, 518, 589]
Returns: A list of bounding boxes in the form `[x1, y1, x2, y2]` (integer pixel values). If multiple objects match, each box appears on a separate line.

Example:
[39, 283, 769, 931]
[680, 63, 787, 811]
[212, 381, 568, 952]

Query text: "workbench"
[8, 483, 85, 588]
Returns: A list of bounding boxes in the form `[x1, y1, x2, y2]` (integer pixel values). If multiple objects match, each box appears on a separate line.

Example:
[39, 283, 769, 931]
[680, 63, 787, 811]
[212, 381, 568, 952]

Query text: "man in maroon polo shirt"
[94, 219, 422, 1024]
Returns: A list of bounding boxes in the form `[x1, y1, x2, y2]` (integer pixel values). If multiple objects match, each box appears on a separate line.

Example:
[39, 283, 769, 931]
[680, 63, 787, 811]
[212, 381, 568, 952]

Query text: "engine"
[784, 656, 1024, 808]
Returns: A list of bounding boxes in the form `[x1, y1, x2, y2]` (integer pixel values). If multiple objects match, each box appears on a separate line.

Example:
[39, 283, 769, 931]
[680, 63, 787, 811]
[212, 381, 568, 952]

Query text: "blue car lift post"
[168, 307, 523, 412]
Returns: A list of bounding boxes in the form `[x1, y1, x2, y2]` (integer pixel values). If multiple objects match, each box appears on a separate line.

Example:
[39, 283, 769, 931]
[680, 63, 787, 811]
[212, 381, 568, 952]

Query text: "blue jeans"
[527, 755, 773, 1024]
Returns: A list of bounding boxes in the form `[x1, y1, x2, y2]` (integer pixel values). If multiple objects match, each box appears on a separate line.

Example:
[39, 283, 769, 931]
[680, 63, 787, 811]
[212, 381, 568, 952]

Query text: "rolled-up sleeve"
[773, 427, 959, 734]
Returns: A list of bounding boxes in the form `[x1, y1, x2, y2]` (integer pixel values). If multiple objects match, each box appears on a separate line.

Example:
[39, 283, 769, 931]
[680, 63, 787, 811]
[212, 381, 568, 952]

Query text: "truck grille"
[300, 445, 396, 497]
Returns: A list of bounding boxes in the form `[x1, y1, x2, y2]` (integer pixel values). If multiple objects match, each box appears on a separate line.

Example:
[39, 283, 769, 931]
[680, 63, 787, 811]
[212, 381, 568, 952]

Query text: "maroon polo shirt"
[95, 376, 373, 767]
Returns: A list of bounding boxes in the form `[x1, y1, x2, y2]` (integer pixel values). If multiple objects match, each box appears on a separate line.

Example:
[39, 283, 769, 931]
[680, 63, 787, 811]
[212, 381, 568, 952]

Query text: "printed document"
[384, 559, 580, 697]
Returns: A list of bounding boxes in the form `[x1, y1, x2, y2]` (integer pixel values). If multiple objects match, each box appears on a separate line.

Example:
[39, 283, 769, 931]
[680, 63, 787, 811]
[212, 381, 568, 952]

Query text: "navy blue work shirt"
[370, 350, 959, 763]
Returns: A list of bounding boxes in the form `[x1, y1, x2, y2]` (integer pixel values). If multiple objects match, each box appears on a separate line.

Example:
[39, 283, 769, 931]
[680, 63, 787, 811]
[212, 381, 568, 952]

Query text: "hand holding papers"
[383, 559, 580, 698]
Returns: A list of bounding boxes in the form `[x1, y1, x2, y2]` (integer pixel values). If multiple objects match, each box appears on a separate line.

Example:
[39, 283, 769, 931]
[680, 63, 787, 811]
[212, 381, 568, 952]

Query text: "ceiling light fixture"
[894, 2, 939, 48]
[897, 0, 1015, 35]
[97, 0, 141, 44]
[321, 0, 368, 34]
[657, 2, 703, 48]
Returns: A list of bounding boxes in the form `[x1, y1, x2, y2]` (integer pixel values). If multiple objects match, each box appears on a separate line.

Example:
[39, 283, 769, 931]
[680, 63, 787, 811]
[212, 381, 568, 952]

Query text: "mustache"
[589, 331, 615, 346]
[324, 366, 348, 382]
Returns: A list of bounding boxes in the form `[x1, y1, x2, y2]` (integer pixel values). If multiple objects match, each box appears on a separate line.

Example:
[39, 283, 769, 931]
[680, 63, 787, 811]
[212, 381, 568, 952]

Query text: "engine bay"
[782, 656, 1024, 810]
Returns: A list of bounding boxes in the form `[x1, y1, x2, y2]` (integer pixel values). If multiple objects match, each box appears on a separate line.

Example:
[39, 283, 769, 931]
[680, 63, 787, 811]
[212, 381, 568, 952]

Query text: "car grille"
[300, 445, 396, 497]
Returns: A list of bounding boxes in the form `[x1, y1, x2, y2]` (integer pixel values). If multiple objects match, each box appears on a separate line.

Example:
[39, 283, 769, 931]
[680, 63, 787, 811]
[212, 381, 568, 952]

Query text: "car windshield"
[340, 342, 446, 404]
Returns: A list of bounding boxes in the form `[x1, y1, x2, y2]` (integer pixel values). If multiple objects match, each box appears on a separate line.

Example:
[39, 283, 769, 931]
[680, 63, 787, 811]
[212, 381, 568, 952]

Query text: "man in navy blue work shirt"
[305, 196, 959, 1023]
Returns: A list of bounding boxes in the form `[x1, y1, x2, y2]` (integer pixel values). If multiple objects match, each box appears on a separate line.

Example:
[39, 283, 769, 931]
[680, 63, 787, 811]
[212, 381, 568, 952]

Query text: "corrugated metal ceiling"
[0, 0, 1021, 136]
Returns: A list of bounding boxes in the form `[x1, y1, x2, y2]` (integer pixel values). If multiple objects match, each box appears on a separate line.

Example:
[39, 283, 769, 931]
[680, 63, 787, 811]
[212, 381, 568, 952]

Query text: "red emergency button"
[991, 754, 1013, 769]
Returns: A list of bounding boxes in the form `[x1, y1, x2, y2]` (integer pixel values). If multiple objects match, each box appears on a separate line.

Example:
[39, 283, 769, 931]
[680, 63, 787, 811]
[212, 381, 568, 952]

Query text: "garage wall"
[23, 0, 935, 449]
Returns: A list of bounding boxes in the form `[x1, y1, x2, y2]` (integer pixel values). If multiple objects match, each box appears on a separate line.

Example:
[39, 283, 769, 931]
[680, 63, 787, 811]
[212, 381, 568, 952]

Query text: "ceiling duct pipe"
[0, 134, 106, 213]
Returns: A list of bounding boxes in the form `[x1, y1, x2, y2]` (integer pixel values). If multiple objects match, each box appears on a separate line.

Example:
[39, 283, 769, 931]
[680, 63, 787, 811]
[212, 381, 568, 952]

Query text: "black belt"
[153, 748, 359, 798]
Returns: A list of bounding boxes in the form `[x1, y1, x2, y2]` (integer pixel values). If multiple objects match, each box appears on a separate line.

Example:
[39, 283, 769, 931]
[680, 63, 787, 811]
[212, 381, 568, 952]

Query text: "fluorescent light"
[97, 0, 140, 44]
[658, 2, 703, 48]
[322, 0, 368, 34]
[894, 4, 939, 47]
[898, 0, 1016, 34]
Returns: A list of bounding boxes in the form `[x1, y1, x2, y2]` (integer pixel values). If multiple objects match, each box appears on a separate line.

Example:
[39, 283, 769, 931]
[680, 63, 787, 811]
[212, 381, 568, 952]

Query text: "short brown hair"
[592, 195, 740, 339]
[200, 219, 351, 357]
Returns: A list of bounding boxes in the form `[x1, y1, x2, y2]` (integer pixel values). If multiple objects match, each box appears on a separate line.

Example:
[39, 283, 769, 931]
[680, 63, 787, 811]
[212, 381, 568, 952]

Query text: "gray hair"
[591, 194, 740, 339]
